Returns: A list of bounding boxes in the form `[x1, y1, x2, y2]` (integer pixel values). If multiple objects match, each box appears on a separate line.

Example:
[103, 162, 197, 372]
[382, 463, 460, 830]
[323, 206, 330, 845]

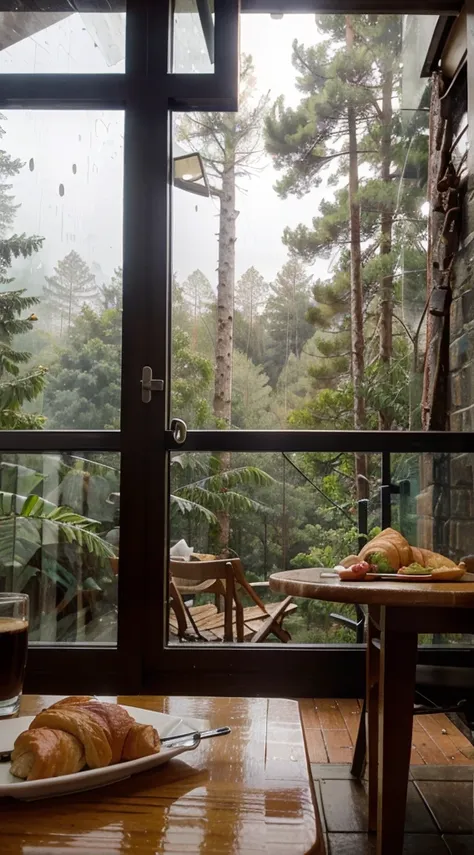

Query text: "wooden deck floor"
[299, 698, 474, 765]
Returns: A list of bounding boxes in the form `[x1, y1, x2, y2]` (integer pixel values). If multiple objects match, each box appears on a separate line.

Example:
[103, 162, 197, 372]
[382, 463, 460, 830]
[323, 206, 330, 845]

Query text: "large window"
[0, 1, 470, 697]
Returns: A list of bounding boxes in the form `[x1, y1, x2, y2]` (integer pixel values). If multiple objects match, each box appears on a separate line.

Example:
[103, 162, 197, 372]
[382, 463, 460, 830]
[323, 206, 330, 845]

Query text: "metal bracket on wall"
[141, 366, 164, 403]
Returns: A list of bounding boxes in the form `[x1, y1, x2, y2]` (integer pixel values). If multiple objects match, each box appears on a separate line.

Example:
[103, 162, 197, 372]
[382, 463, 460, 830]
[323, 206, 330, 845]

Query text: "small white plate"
[0, 704, 206, 800]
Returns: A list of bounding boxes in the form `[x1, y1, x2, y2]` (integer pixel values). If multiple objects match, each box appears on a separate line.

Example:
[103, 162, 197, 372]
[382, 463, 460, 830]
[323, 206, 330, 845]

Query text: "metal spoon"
[161, 726, 231, 747]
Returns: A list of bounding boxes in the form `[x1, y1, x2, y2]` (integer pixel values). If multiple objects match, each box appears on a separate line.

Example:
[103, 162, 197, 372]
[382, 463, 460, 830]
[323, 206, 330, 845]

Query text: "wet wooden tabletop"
[270, 567, 474, 607]
[0, 695, 322, 854]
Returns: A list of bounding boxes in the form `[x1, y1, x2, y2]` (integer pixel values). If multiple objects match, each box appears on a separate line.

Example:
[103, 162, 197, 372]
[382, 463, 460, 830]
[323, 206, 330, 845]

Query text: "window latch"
[141, 366, 164, 403]
[170, 418, 187, 445]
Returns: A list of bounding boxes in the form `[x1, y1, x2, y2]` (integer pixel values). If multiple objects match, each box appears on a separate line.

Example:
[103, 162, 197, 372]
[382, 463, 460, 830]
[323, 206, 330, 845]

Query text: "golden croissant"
[10, 696, 160, 781]
[341, 527, 457, 571]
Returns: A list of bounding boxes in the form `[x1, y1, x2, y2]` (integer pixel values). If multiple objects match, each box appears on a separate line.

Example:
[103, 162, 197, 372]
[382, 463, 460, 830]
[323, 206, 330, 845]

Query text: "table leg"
[377, 607, 417, 855]
[367, 608, 380, 832]
[224, 567, 234, 642]
[233, 577, 244, 643]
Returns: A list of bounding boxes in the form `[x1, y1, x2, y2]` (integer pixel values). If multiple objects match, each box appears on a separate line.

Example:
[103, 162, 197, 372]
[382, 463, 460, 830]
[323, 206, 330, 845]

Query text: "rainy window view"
[0, 452, 119, 643]
[172, 15, 429, 436]
[0, 11, 124, 645]
[169, 14, 474, 645]
[0, 10, 125, 74]
[173, 0, 214, 74]
[0, 109, 123, 431]
[0, 11, 471, 647]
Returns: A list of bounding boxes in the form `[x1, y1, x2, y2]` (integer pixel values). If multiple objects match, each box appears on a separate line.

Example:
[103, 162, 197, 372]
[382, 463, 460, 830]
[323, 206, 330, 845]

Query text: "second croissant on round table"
[340, 527, 458, 571]
[10, 696, 160, 781]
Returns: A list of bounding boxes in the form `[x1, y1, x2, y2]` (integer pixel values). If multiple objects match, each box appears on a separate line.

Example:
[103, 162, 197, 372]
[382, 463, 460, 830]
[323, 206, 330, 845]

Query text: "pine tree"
[181, 269, 213, 350]
[0, 120, 46, 428]
[235, 266, 267, 325]
[234, 266, 268, 363]
[232, 349, 275, 429]
[44, 268, 122, 429]
[100, 267, 122, 311]
[264, 258, 314, 387]
[43, 250, 97, 335]
[0, 290, 47, 428]
[265, 14, 428, 440]
[178, 55, 270, 550]
[172, 272, 189, 334]
[44, 300, 212, 431]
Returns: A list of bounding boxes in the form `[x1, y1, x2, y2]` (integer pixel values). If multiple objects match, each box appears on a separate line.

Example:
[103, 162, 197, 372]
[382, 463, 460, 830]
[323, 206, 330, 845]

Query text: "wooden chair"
[170, 558, 240, 642]
[169, 558, 296, 643]
[170, 557, 226, 611]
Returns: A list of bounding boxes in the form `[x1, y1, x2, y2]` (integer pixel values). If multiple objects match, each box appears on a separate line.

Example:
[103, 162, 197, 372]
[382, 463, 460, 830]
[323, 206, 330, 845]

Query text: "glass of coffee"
[0, 593, 28, 717]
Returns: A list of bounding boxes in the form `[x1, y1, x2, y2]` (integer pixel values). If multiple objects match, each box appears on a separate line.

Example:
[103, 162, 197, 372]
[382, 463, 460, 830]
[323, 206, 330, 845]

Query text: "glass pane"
[173, 0, 213, 74]
[391, 451, 474, 645]
[0, 110, 123, 430]
[168, 451, 380, 645]
[171, 13, 433, 432]
[401, 16, 439, 112]
[0, 451, 119, 644]
[0, 9, 125, 73]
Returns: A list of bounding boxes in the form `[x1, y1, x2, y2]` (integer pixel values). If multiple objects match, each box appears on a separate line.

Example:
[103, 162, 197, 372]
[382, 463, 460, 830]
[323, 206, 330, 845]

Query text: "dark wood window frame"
[0, 0, 471, 698]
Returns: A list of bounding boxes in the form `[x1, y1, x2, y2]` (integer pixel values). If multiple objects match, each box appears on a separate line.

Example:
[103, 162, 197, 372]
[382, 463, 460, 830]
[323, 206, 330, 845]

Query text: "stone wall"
[446, 67, 474, 560]
[449, 225, 474, 433]
[415, 61, 474, 560]
[416, 453, 448, 554]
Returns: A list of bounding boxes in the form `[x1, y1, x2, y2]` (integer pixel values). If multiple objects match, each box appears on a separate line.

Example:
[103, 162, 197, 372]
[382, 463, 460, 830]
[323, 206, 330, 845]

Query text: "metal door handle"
[141, 366, 164, 403]
[171, 418, 187, 444]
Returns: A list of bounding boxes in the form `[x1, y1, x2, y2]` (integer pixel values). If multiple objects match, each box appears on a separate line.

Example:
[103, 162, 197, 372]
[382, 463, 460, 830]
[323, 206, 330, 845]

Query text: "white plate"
[0, 704, 207, 800]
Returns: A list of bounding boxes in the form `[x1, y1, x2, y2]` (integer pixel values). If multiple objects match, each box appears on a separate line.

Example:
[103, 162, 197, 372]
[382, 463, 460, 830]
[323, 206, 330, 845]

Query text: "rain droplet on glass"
[29, 158, 34, 172]
[72, 164, 77, 175]
[59, 184, 65, 197]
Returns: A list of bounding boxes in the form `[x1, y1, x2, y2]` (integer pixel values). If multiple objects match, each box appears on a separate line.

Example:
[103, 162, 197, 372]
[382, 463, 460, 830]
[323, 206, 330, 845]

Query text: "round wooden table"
[269, 567, 474, 607]
[270, 568, 474, 855]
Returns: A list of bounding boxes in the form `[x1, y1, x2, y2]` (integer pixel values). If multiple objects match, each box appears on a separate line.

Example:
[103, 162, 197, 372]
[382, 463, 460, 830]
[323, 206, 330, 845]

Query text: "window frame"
[0, 0, 471, 698]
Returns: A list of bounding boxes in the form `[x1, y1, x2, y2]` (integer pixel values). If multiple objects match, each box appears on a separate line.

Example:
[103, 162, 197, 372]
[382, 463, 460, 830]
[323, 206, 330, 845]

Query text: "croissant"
[10, 728, 86, 781]
[345, 528, 457, 571]
[122, 722, 161, 761]
[418, 548, 457, 569]
[359, 528, 409, 570]
[10, 697, 160, 781]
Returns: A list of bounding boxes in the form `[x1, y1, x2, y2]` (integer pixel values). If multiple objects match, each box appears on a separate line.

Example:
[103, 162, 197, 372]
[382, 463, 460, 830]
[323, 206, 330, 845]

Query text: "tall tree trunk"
[245, 287, 253, 406]
[192, 281, 198, 350]
[346, 17, 368, 501]
[68, 279, 73, 331]
[213, 160, 236, 552]
[379, 65, 394, 429]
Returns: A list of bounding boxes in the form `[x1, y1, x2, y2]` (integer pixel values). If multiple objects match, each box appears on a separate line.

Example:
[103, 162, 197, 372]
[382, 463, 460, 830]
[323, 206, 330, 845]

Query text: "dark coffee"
[0, 617, 28, 702]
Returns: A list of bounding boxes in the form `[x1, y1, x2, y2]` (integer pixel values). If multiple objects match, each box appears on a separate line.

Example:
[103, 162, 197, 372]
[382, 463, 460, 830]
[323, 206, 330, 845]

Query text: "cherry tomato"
[349, 561, 370, 579]
[338, 569, 358, 580]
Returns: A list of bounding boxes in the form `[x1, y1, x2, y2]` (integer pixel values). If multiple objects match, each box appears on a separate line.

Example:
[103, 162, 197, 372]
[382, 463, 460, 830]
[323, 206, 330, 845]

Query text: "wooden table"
[0, 695, 323, 854]
[270, 568, 474, 855]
